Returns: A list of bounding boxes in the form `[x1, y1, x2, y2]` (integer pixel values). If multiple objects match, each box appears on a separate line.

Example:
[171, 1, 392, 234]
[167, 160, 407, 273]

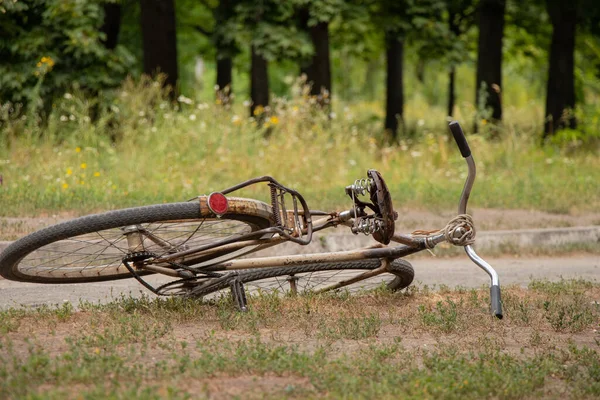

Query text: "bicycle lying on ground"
[0, 122, 503, 318]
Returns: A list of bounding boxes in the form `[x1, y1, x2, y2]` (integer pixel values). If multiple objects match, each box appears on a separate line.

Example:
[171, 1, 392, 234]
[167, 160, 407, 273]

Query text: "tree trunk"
[250, 46, 269, 118]
[544, 0, 577, 137]
[447, 9, 461, 118]
[475, 0, 505, 122]
[216, 57, 233, 104]
[140, 0, 178, 95]
[100, 3, 121, 50]
[448, 66, 456, 117]
[385, 32, 404, 140]
[299, 9, 331, 106]
[214, 0, 235, 103]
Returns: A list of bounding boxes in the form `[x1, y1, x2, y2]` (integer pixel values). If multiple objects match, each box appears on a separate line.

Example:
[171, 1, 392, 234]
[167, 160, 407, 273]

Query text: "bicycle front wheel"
[190, 259, 414, 298]
[0, 198, 273, 283]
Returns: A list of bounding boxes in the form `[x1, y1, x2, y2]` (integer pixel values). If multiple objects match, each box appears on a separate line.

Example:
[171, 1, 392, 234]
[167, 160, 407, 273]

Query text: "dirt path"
[1, 255, 597, 309]
[2, 207, 600, 240]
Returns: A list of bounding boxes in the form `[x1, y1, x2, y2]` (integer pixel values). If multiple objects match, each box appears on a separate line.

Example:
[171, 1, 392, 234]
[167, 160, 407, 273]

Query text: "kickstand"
[230, 277, 248, 312]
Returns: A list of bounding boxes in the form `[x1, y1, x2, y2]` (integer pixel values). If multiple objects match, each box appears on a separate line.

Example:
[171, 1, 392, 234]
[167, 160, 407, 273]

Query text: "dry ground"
[1, 280, 599, 399]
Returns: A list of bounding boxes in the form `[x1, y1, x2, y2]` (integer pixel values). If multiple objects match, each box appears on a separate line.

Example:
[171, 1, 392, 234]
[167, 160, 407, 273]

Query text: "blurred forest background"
[0, 0, 599, 215]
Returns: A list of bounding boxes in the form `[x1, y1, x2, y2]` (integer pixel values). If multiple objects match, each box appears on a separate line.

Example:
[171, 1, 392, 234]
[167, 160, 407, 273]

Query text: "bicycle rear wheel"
[189, 259, 414, 298]
[0, 198, 273, 283]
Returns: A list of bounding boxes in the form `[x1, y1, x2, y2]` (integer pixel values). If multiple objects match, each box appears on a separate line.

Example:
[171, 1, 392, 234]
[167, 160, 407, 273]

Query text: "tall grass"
[0, 78, 598, 216]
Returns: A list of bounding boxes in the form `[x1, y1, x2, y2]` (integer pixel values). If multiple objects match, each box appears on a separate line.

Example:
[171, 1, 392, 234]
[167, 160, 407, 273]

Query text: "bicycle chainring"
[367, 169, 396, 245]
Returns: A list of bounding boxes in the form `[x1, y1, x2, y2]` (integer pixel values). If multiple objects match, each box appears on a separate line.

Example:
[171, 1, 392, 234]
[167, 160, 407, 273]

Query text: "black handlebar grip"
[448, 121, 471, 158]
[490, 285, 503, 319]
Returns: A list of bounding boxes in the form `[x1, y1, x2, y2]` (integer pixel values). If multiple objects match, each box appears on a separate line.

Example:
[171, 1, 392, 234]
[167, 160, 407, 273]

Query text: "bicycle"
[0, 121, 503, 318]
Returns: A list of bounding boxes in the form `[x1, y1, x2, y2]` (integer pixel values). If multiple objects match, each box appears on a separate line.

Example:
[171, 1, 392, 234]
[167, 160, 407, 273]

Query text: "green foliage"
[0, 0, 134, 118]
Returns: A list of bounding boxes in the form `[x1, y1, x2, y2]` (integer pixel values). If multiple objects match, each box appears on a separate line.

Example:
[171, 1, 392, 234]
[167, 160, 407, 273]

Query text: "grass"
[0, 78, 599, 217]
[1, 279, 599, 398]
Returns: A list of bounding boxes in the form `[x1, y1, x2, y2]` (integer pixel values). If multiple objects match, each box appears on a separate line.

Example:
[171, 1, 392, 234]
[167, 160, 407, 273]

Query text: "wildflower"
[66, 168, 72, 176]
[481, 119, 488, 126]
[80, 163, 87, 169]
[189, 114, 197, 121]
[231, 115, 242, 125]
[69, 115, 75, 121]
[269, 116, 279, 125]
[75, 147, 81, 153]
[62, 183, 69, 189]
[253, 105, 265, 116]
[138, 110, 145, 117]
[64, 93, 73, 100]
[93, 172, 100, 177]
[80, 181, 85, 185]
[177, 95, 193, 105]
[60, 115, 68, 122]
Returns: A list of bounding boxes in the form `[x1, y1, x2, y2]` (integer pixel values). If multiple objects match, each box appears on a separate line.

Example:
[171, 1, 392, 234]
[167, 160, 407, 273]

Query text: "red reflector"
[207, 192, 228, 215]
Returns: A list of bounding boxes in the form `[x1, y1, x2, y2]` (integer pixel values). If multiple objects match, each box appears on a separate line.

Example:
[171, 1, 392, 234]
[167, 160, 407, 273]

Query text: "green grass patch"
[0, 80, 598, 216]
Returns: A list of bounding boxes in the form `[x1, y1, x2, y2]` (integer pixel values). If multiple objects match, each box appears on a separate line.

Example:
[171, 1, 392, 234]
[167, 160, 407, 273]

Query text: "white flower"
[417, 119, 425, 127]
[177, 95, 193, 105]
[410, 151, 422, 158]
[64, 93, 73, 100]
[110, 105, 120, 113]
[69, 115, 76, 121]
[60, 115, 68, 122]
[83, 116, 91, 123]
[138, 110, 145, 117]
[189, 114, 197, 121]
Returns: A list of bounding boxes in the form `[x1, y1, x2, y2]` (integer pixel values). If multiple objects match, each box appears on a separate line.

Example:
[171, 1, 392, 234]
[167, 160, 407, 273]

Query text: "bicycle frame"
[132, 121, 503, 319]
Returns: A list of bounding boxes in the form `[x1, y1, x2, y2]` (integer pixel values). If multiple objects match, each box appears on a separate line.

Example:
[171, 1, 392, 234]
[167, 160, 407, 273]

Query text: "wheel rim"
[14, 218, 263, 280]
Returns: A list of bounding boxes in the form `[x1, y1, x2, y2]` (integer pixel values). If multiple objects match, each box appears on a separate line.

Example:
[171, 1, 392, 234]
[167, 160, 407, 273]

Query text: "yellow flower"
[41, 57, 48, 63]
[93, 171, 100, 177]
[66, 168, 72, 176]
[75, 147, 81, 153]
[80, 163, 87, 169]
[481, 119, 487, 126]
[80, 180, 85, 185]
[253, 105, 264, 116]
[93, 347, 100, 354]
[269, 116, 279, 125]
[62, 183, 69, 189]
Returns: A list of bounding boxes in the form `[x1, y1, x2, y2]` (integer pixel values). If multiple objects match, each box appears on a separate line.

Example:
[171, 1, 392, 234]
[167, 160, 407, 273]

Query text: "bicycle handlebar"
[448, 121, 471, 158]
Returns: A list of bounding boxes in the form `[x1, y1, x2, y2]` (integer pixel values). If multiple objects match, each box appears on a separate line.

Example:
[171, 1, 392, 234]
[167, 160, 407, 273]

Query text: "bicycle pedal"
[230, 278, 248, 312]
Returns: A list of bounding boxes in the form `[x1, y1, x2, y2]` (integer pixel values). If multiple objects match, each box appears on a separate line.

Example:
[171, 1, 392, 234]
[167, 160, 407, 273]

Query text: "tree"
[543, 0, 577, 136]
[140, 0, 178, 95]
[384, 30, 404, 138]
[192, 0, 239, 104]
[101, 1, 122, 50]
[298, 1, 337, 106]
[0, 0, 133, 120]
[235, 0, 311, 117]
[445, 0, 476, 117]
[475, 0, 506, 123]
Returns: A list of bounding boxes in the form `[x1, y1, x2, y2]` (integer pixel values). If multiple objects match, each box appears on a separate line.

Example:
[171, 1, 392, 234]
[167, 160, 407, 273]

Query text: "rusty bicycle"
[0, 122, 503, 318]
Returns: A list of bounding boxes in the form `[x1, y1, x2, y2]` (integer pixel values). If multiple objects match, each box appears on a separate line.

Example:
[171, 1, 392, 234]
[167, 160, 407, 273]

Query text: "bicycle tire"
[0, 198, 273, 283]
[190, 258, 414, 297]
